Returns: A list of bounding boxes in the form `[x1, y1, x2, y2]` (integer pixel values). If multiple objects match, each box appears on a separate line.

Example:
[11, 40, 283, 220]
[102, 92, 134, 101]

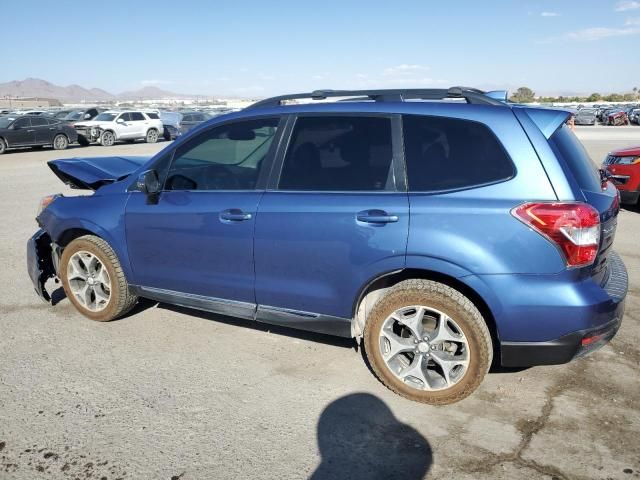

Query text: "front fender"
[38, 193, 133, 280]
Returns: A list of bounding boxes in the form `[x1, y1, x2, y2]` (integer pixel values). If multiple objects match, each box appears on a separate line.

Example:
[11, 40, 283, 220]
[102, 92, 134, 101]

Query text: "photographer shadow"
[310, 393, 432, 480]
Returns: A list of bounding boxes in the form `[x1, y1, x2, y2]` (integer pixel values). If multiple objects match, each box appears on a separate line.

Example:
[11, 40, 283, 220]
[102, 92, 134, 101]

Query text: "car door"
[125, 116, 283, 317]
[32, 116, 53, 144]
[115, 112, 135, 138]
[253, 114, 409, 334]
[180, 114, 195, 134]
[129, 111, 147, 137]
[8, 117, 35, 145]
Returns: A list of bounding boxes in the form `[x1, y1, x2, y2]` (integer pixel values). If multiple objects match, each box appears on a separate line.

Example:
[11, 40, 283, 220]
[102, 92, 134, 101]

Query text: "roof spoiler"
[520, 107, 572, 138]
[484, 90, 508, 102]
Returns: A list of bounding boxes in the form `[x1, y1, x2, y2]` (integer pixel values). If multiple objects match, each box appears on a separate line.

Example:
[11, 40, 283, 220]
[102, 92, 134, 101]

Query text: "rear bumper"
[499, 251, 627, 367]
[27, 229, 55, 303]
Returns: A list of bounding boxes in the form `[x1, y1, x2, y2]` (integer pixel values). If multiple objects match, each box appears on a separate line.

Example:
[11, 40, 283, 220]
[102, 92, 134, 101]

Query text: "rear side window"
[402, 115, 514, 192]
[279, 116, 393, 191]
[549, 125, 601, 193]
[130, 112, 145, 121]
[31, 117, 48, 127]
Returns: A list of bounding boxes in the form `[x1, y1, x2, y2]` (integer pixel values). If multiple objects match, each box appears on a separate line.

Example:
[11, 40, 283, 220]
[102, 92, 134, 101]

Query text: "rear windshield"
[549, 125, 601, 193]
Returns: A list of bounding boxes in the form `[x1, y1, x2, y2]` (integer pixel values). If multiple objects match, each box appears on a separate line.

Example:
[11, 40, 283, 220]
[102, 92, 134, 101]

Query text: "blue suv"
[27, 88, 627, 404]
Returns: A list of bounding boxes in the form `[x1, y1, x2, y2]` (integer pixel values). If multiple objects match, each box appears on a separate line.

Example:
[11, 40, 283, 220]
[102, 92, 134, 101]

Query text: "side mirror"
[116, 118, 125, 124]
[137, 169, 160, 195]
[84, 113, 91, 119]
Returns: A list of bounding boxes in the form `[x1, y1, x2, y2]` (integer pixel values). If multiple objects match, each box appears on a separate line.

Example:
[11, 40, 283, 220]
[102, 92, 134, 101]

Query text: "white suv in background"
[74, 110, 164, 146]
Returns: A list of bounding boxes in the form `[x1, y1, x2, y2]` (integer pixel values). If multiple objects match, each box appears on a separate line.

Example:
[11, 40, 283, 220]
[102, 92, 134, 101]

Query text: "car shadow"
[310, 393, 433, 480]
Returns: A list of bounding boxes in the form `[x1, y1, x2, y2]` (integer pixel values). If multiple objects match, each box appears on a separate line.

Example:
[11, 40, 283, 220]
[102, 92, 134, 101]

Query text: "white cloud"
[625, 16, 640, 24]
[541, 11, 560, 17]
[565, 26, 640, 40]
[383, 64, 430, 76]
[615, 1, 640, 11]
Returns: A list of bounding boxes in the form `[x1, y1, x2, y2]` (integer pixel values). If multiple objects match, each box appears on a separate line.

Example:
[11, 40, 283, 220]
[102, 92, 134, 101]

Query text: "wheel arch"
[352, 268, 500, 360]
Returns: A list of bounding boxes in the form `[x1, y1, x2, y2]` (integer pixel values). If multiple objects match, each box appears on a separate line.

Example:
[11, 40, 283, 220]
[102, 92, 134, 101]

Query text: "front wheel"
[145, 128, 158, 143]
[363, 279, 493, 405]
[100, 130, 115, 147]
[53, 134, 68, 150]
[59, 235, 137, 321]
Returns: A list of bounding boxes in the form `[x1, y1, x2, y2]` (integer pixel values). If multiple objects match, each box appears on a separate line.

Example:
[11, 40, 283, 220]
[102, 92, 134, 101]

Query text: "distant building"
[0, 97, 63, 109]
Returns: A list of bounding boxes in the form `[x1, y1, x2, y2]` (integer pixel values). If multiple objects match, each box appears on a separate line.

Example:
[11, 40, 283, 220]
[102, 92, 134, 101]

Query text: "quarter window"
[278, 116, 393, 191]
[165, 117, 280, 191]
[402, 115, 514, 192]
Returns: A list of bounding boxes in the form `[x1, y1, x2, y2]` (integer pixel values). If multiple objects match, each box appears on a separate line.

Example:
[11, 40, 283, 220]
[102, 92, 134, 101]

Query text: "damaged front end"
[26, 230, 60, 303]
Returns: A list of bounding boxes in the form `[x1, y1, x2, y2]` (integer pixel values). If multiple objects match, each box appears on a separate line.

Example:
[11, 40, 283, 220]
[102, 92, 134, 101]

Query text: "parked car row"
[573, 104, 640, 126]
[0, 107, 221, 154]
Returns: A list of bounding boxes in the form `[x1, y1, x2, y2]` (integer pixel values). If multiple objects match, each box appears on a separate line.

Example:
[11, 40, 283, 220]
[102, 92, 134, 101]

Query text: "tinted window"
[47, 118, 60, 125]
[403, 115, 514, 192]
[279, 116, 393, 191]
[549, 124, 601, 193]
[165, 117, 279, 191]
[182, 114, 194, 122]
[146, 112, 159, 119]
[193, 114, 205, 122]
[13, 117, 31, 128]
[130, 112, 145, 121]
[31, 117, 48, 127]
[118, 113, 131, 122]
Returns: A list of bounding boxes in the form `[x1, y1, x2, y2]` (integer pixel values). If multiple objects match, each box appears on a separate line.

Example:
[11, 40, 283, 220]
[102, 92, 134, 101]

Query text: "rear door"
[32, 116, 53, 144]
[253, 114, 409, 333]
[129, 112, 147, 137]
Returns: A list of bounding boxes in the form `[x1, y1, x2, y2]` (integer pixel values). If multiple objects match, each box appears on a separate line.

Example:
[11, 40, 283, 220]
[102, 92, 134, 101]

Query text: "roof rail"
[248, 87, 507, 109]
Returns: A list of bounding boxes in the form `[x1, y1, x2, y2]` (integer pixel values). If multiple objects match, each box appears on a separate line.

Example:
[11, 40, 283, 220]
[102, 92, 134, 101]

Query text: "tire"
[100, 130, 115, 147]
[363, 279, 493, 405]
[52, 134, 68, 150]
[145, 128, 159, 144]
[0, 138, 5, 154]
[59, 235, 137, 322]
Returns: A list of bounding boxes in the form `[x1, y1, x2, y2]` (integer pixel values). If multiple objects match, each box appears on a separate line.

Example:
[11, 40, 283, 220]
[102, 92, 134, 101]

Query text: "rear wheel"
[0, 138, 6, 154]
[363, 279, 493, 405]
[59, 235, 137, 321]
[100, 130, 115, 147]
[53, 134, 68, 150]
[145, 128, 158, 143]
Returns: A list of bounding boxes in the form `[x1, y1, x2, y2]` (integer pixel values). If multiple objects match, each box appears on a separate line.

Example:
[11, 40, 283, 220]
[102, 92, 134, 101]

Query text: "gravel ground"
[0, 127, 639, 480]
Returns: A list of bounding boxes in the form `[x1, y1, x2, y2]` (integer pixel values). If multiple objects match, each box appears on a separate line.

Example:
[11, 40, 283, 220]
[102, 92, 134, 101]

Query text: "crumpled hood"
[48, 156, 150, 190]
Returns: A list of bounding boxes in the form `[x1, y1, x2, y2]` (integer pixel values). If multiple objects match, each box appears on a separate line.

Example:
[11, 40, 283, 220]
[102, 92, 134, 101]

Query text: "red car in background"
[603, 145, 640, 205]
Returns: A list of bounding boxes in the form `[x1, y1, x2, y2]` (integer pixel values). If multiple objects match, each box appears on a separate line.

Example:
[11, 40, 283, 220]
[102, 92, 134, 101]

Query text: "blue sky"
[1, 0, 639, 97]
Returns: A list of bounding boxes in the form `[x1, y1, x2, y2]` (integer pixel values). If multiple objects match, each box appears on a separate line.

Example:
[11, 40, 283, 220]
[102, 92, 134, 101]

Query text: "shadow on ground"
[310, 393, 432, 480]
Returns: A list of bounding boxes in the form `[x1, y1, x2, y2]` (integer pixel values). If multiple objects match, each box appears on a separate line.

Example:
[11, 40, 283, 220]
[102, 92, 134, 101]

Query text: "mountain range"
[0, 78, 197, 102]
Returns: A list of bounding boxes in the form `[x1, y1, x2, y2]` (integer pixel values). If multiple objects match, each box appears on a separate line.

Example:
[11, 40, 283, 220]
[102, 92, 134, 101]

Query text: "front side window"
[94, 113, 117, 122]
[278, 116, 393, 191]
[118, 113, 132, 122]
[402, 115, 514, 192]
[165, 117, 280, 191]
[13, 117, 31, 129]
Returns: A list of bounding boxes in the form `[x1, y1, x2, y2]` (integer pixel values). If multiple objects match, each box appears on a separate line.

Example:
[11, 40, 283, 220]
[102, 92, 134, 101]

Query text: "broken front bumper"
[26, 229, 56, 303]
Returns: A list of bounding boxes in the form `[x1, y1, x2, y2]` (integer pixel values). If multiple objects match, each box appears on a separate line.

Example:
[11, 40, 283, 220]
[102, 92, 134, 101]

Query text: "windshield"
[64, 110, 84, 121]
[0, 117, 15, 129]
[94, 113, 117, 122]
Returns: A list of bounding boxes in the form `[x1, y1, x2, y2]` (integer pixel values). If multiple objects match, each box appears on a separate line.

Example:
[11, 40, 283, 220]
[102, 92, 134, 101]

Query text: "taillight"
[512, 202, 600, 268]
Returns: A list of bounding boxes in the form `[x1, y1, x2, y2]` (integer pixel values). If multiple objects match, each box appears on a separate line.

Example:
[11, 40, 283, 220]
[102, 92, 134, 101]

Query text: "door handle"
[356, 210, 399, 224]
[27, 129, 35, 132]
[220, 209, 252, 222]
